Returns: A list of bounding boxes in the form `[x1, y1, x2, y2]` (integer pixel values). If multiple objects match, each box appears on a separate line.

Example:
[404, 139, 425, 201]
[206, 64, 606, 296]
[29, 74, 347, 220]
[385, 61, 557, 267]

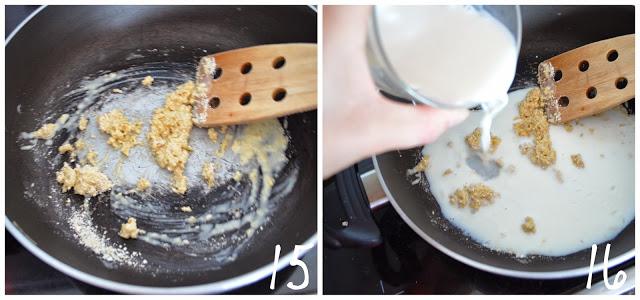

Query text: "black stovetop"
[323, 160, 634, 295]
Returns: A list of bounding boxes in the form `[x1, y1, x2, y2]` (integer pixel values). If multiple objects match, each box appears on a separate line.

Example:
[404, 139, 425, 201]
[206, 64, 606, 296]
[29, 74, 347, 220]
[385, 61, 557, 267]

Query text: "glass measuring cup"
[366, 5, 523, 109]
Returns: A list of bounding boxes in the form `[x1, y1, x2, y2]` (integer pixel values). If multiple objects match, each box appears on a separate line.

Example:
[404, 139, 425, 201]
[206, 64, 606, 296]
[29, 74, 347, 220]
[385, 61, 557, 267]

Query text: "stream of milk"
[376, 5, 518, 152]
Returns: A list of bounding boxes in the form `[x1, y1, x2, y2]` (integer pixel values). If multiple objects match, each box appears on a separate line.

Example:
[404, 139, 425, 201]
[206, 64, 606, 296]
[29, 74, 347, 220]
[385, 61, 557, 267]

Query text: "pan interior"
[6, 5, 317, 288]
[376, 146, 634, 275]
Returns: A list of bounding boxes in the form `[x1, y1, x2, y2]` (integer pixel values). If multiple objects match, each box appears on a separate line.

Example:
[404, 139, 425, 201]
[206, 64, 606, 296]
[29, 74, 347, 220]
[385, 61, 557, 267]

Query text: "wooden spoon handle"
[193, 43, 317, 127]
[539, 34, 634, 124]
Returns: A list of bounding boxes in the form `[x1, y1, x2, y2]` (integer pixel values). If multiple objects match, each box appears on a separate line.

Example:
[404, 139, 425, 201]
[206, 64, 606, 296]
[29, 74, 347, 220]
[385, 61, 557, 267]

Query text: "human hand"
[323, 5, 469, 178]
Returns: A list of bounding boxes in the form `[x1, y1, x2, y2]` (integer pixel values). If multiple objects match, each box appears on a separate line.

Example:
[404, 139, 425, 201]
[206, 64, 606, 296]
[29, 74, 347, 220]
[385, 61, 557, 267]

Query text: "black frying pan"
[6, 5, 317, 293]
[328, 5, 634, 279]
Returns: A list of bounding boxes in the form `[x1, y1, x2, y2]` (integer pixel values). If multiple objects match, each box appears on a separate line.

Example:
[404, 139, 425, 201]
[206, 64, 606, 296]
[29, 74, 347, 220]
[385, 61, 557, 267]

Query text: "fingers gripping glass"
[366, 5, 522, 109]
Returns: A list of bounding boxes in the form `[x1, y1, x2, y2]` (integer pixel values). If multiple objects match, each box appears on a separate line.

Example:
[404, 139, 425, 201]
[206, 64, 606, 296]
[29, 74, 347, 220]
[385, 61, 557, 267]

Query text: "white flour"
[69, 208, 144, 267]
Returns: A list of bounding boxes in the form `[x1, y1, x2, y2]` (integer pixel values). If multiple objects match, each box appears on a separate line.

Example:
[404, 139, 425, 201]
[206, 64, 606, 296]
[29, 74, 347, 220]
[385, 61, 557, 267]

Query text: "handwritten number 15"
[270, 244, 312, 291]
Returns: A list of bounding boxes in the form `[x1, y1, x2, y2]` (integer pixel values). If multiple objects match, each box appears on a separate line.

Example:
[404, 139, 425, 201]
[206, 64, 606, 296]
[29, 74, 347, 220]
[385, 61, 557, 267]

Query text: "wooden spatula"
[538, 34, 634, 124]
[192, 43, 317, 127]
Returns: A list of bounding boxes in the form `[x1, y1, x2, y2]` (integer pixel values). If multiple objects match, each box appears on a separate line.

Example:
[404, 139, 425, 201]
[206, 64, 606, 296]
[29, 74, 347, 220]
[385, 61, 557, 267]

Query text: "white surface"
[376, 5, 518, 108]
[423, 88, 634, 257]
[377, 5, 518, 152]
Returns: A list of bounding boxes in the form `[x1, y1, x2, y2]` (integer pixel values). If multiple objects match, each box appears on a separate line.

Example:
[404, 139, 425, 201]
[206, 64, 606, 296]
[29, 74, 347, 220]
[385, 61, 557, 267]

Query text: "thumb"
[367, 97, 470, 154]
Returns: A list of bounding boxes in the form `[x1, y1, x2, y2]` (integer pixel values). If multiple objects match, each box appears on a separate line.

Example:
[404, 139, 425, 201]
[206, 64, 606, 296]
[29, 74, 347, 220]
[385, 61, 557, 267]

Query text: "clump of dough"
[32, 123, 58, 139]
[521, 216, 536, 234]
[86, 150, 98, 166]
[58, 143, 74, 154]
[571, 154, 585, 169]
[465, 128, 501, 153]
[75, 139, 86, 150]
[31, 113, 70, 140]
[215, 126, 232, 156]
[513, 88, 556, 168]
[207, 128, 218, 142]
[563, 122, 574, 132]
[98, 110, 142, 156]
[78, 116, 89, 131]
[136, 178, 150, 192]
[407, 155, 430, 175]
[450, 188, 469, 208]
[118, 217, 139, 239]
[147, 81, 195, 194]
[449, 184, 497, 212]
[180, 206, 192, 213]
[56, 163, 113, 197]
[202, 163, 215, 188]
[141, 75, 154, 87]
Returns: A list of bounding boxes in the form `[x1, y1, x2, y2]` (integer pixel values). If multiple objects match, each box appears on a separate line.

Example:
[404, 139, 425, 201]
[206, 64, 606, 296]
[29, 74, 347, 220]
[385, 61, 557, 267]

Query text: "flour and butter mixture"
[19, 60, 298, 269]
[412, 88, 634, 257]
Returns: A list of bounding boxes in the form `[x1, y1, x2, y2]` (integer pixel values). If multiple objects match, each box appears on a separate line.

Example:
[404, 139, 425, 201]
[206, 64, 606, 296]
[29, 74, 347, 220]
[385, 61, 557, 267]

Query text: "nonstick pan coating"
[374, 5, 634, 278]
[6, 5, 317, 292]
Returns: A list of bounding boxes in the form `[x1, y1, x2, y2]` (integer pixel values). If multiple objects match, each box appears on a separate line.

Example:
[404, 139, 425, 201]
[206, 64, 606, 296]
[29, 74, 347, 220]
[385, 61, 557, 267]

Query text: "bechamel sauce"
[422, 88, 634, 257]
[376, 5, 518, 152]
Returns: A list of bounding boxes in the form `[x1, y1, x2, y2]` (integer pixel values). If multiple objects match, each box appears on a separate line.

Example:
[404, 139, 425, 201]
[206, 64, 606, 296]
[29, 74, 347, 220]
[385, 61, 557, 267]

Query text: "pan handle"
[323, 166, 383, 248]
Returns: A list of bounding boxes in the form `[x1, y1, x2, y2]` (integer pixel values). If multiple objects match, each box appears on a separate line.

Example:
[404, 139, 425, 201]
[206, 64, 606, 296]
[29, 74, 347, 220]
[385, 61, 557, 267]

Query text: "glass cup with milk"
[367, 5, 522, 152]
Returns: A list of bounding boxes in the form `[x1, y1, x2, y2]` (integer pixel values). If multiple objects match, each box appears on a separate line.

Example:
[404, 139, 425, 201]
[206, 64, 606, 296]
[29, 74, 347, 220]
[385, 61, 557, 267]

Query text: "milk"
[376, 5, 518, 152]
[422, 88, 634, 257]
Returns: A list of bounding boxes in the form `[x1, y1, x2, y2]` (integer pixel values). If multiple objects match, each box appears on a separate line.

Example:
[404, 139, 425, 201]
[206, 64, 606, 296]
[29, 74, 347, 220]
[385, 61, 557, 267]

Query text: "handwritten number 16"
[587, 243, 626, 290]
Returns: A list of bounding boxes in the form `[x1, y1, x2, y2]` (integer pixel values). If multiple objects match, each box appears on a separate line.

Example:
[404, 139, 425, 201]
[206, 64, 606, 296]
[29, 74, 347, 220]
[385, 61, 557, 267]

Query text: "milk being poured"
[376, 5, 518, 152]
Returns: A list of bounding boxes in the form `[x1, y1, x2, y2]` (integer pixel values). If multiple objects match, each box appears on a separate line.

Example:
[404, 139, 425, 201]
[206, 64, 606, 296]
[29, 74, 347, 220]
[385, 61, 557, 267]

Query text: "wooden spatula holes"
[578, 60, 589, 72]
[213, 67, 223, 79]
[607, 50, 618, 62]
[272, 56, 286, 69]
[615, 77, 628, 89]
[209, 97, 221, 109]
[241, 62, 252, 74]
[558, 96, 570, 107]
[554, 70, 563, 81]
[586, 87, 597, 99]
[272, 88, 287, 101]
[240, 93, 252, 106]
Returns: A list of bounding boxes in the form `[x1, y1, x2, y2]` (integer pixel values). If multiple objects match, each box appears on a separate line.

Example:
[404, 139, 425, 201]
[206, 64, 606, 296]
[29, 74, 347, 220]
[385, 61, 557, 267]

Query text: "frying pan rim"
[5, 4, 319, 294]
[372, 155, 635, 279]
[6, 219, 317, 294]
